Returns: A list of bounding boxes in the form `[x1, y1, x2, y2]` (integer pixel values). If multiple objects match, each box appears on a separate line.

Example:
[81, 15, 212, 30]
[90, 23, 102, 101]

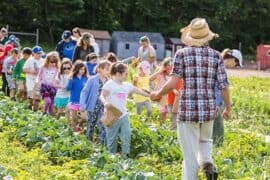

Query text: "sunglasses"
[63, 67, 71, 70]
[50, 61, 57, 64]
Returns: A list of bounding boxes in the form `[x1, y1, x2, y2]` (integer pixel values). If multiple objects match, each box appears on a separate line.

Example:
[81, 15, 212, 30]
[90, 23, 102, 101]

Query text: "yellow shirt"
[133, 75, 150, 103]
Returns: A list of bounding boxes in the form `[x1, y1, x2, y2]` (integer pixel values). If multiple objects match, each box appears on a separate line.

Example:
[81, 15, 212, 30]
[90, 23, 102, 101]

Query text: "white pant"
[177, 120, 214, 180]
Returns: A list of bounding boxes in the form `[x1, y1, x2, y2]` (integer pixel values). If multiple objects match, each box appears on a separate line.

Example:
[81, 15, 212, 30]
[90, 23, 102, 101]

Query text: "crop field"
[0, 77, 269, 179]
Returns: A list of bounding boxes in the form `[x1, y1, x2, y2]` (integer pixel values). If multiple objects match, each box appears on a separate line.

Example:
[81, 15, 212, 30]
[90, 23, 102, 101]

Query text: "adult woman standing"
[71, 27, 81, 41]
[137, 36, 157, 74]
[72, 32, 94, 63]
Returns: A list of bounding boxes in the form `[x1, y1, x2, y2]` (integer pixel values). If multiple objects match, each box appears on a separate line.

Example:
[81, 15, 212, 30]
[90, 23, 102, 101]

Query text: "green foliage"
[228, 77, 270, 134]
[0, 77, 270, 178]
[1, 1, 270, 53]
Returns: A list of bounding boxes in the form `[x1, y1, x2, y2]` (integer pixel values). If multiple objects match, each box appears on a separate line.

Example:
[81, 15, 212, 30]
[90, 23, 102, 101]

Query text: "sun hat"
[180, 18, 219, 47]
[32, 45, 43, 54]
[138, 61, 151, 75]
[62, 30, 72, 40]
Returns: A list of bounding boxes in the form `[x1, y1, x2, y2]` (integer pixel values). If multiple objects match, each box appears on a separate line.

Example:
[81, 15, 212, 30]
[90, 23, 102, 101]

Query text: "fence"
[6, 25, 39, 45]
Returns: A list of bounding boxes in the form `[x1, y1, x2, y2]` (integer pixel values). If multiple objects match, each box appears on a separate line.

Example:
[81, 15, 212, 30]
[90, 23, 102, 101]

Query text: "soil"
[227, 61, 270, 78]
[227, 69, 270, 78]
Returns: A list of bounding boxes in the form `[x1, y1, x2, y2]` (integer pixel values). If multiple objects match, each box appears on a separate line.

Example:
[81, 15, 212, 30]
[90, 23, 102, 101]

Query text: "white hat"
[228, 49, 243, 67]
[138, 61, 151, 75]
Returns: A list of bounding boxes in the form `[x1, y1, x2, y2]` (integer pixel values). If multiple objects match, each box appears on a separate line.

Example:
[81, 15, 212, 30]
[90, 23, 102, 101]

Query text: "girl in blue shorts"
[54, 59, 72, 118]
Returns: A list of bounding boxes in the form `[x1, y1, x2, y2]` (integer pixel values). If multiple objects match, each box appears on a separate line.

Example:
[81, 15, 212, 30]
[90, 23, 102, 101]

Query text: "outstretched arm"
[150, 75, 180, 101]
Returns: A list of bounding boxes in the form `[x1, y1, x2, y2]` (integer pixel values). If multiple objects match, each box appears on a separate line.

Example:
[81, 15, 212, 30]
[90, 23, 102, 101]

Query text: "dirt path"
[227, 69, 270, 78]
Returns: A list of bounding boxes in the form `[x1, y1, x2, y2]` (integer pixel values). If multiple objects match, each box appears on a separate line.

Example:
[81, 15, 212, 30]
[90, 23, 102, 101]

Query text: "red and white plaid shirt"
[172, 46, 229, 122]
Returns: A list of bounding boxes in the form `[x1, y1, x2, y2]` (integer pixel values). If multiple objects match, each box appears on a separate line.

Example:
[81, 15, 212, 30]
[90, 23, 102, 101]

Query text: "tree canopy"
[0, 0, 269, 53]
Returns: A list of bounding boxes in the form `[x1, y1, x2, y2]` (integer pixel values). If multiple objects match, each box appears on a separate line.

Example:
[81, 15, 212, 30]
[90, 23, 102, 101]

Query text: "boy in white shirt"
[23, 45, 44, 111]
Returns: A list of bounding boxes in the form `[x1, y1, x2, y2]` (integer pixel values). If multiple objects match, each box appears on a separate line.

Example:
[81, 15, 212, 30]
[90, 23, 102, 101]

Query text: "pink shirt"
[37, 67, 58, 85]
[155, 72, 169, 90]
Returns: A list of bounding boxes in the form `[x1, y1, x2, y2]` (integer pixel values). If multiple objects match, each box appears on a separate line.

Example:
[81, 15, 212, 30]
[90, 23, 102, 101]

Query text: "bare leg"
[56, 108, 63, 119]
[160, 112, 167, 126]
[28, 98, 33, 110]
[33, 99, 40, 111]
[70, 110, 77, 131]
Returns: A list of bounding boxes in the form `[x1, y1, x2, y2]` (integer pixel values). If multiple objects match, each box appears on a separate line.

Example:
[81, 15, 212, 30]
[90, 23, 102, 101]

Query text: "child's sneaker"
[75, 126, 83, 133]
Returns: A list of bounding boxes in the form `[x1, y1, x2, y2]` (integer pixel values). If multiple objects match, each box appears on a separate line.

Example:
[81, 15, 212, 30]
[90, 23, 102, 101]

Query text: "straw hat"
[181, 18, 219, 47]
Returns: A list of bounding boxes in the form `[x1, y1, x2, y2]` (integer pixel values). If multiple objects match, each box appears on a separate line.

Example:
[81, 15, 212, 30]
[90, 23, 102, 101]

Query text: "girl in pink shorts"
[66, 60, 88, 132]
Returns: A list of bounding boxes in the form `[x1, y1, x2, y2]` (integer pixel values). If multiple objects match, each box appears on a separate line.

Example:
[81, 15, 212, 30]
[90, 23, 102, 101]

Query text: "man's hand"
[150, 91, 162, 101]
[222, 107, 231, 120]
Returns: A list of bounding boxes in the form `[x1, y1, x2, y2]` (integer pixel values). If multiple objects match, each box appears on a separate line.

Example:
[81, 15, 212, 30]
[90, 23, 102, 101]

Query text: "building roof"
[79, 28, 111, 40]
[166, 38, 183, 45]
[112, 31, 165, 44]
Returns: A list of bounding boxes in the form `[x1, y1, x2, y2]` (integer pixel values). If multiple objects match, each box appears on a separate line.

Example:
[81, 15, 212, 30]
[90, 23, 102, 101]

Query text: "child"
[85, 52, 98, 76]
[213, 86, 224, 147]
[105, 52, 118, 63]
[150, 57, 172, 126]
[127, 57, 140, 82]
[167, 79, 183, 130]
[72, 32, 94, 63]
[54, 59, 72, 119]
[100, 62, 149, 158]
[1, 44, 13, 96]
[23, 45, 44, 111]
[80, 60, 111, 144]
[66, 60, 88, 132]
[3, 48, 19, 100]
[133, 61, 152, 118]
[13, 47, 32, 101]
[37, 52, 59, 115]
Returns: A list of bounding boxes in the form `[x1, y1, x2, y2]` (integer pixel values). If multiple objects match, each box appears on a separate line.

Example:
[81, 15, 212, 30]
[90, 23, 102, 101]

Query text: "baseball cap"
[32, 45, 43, 54]
[62, 30, 72, 40]
[138, 61, 151, 75]
[228, 49, 243, 67]
[9, 35, 16, 42]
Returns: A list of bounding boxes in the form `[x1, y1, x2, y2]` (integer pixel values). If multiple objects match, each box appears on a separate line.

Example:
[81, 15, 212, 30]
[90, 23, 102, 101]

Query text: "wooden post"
[239, 42, 242, 51]
[6, 24, 9, 35]
[36, 28, 39, 45]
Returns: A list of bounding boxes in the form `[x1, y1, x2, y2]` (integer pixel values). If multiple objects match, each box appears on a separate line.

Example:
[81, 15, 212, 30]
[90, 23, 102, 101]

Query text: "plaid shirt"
[172, 46, 229, 122]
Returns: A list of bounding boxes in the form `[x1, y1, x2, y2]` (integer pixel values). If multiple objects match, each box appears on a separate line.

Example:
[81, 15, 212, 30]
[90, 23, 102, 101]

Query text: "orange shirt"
[167, 79, 183, 106]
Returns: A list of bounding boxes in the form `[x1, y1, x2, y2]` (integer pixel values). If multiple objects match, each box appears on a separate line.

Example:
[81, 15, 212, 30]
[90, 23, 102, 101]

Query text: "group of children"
[0, 39, 183, 158]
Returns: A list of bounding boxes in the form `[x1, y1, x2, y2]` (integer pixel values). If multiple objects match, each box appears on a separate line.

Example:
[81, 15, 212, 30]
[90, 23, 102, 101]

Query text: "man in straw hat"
[151, 18, 231, 180]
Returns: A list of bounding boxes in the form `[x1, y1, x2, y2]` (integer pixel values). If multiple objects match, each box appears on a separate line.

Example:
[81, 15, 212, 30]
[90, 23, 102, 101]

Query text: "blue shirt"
[55, 40, 76, 60]
[80, 75, 101, 112]
[215, 85, 223, 107]
[86, 62, 97, 76]
[66, 76, 88, 104]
